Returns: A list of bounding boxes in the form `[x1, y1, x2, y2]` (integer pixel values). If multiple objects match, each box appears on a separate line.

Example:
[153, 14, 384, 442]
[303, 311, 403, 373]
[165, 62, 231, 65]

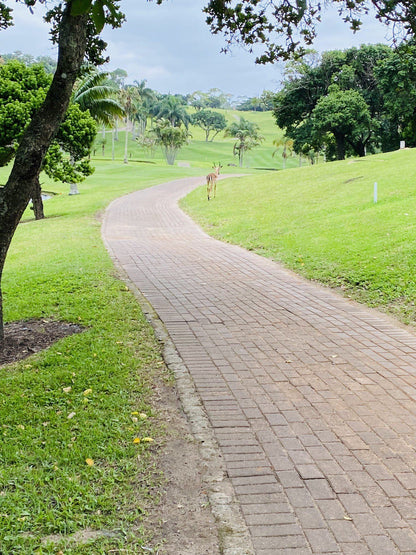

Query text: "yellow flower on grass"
[133, 437, 141, 444]
[131, 411, 139, 416]
[85, 458, 94, 466]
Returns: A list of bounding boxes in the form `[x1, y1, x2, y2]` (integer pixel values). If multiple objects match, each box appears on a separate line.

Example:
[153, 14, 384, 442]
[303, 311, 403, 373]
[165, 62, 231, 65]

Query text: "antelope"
[206, 163, 222, 200]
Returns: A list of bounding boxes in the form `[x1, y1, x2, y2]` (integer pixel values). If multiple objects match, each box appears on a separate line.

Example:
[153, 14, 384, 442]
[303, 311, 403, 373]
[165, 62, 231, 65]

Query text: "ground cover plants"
[0, 161, 202, 554]
[181, 148, 416, 326]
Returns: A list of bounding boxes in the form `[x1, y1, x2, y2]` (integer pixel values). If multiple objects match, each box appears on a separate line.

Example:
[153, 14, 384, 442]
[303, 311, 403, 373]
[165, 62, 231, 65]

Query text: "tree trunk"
[356, 142, 366, 157]
[124, 118, 129, 164]
[334, 132, 346, 160]
[112, 128, 115, 160]
[0, 3, 88, 342]
[31, 177, 45, 220]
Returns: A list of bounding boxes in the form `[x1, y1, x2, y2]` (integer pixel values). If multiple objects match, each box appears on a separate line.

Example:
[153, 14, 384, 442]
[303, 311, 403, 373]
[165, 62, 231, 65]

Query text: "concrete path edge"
[103, 252, 255, 555]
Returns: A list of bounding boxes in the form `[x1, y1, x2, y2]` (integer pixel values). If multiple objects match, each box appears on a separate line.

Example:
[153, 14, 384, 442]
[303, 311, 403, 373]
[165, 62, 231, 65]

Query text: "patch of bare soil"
[0, 319, 83, 367]
[147, 379, 220, 555]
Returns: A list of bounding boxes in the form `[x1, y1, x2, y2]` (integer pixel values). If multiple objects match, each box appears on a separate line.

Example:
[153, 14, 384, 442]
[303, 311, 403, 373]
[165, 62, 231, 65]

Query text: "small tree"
[0, 61, 96, 216]
[191, 109, 227, 142]
[272, 137, 294, 169]
[311, 86, 372, 160]
[150, 118, 190, 165]
[225, 116, 264, 167]
[42, 103, 96, 196]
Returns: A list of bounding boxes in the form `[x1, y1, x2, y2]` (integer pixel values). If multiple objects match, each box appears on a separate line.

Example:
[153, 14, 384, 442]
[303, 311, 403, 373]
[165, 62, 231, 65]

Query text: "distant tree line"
[273, 42, 416, 161]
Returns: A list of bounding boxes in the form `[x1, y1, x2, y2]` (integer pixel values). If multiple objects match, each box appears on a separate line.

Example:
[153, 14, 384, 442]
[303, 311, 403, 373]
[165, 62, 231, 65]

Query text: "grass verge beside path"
[0, 161, 200, 554]
[181, 148, 416, 326]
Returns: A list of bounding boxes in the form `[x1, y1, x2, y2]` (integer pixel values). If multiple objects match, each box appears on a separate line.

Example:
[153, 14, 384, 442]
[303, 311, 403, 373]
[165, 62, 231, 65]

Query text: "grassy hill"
[91, 109, 299, 171]
[2, 124, 416, 551]
[181, 147, 416, 326]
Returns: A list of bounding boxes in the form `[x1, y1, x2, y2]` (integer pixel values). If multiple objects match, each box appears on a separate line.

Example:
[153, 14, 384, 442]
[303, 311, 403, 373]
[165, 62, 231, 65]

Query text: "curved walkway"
[103, 176, 416, 554]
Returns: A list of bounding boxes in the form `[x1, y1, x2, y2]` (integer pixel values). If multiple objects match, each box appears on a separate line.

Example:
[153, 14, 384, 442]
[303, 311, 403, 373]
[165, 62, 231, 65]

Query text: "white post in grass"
[374, 182, 378, 203]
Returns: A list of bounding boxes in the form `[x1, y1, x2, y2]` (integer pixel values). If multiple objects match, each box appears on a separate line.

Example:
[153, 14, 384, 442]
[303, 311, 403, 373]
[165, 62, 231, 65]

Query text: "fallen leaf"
[83, 388, 92, 396]
[139, 413, 148, 420]
[142, 437, 154, 443]
[67, 412, 76, 420]
[62, 386, 72, 393]
[85, 458, 94, 466]
[131, 411, 139, 416]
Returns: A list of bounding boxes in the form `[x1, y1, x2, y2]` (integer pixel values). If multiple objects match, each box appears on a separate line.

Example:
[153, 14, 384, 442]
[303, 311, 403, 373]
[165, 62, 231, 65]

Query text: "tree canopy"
[225, 116, 264, 167]
[204, 0, 416, 63]
[273, 43, 416, 159]
[191, 109, 227, 142]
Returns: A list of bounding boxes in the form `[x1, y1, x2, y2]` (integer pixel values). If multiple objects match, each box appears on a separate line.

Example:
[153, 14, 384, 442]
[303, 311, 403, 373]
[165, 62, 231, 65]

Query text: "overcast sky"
[1, 0, 391, 98]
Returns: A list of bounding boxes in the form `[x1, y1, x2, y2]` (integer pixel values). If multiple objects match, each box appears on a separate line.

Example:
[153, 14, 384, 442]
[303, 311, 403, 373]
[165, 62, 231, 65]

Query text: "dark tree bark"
[31, 178, 45, 220]
[334, 132, 346, 160]
[0, 2, 89, 343]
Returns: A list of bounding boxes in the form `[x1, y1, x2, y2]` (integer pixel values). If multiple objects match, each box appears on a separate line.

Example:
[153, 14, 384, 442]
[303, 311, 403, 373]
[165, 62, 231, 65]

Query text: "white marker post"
[374, 182, 378, 204]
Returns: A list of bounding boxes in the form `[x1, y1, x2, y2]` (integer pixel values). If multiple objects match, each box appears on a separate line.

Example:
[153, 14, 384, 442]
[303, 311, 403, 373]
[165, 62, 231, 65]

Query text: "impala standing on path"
[206, 163, 222, 200]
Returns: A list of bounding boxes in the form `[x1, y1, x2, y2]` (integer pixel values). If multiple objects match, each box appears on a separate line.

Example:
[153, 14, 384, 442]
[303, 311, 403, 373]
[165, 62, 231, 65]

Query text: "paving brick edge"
[109, 264, 254, 555]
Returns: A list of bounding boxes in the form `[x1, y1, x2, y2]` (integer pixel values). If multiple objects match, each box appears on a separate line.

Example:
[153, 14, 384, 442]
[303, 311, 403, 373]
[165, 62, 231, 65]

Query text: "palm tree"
[153, 95, 191, 128]
[272, 136, 294, 169]
[225, 116, 264, 167]
[66, 69, 124, 194]
[133, 79, 156, 136]
[73, 69, 125, 127]
[119, 86, 143, 164]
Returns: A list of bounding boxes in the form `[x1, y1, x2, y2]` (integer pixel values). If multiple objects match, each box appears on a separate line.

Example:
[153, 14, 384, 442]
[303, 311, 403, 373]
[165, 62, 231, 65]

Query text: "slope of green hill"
[181, 148, 416, 326]
[92, 109, 299, 171]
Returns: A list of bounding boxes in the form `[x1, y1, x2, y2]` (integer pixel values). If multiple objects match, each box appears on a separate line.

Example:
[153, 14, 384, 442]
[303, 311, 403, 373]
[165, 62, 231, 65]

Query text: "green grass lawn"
[92, 109, 301, 171]
[0, 161, 202, 554]
[181, 148, 416, 326]
[3, 107, 416, 553]
[1, 108, 281, 553]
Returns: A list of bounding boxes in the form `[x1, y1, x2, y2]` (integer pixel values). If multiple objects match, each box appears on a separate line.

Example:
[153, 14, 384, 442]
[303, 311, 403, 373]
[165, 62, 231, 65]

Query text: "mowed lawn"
[181, 148, 416, 325]
[0, 161, 201, 554]
[91, 109, 300, 171]
[3, 111, 416, 553]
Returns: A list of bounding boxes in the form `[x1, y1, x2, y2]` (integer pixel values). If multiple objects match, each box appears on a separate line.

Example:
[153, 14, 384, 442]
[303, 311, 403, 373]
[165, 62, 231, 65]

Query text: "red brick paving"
[103, 176, 416, 554]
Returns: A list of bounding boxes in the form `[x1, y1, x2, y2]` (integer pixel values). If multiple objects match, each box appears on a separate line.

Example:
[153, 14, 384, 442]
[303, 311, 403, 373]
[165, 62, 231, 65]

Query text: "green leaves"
[70, 0, 93, 16]
[70, 0, 105, 33]
[91, 0, 106, 32]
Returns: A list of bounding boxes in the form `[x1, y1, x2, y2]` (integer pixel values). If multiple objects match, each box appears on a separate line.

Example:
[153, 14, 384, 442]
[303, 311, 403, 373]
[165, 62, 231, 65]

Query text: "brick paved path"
[103, 176, 416, 554]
